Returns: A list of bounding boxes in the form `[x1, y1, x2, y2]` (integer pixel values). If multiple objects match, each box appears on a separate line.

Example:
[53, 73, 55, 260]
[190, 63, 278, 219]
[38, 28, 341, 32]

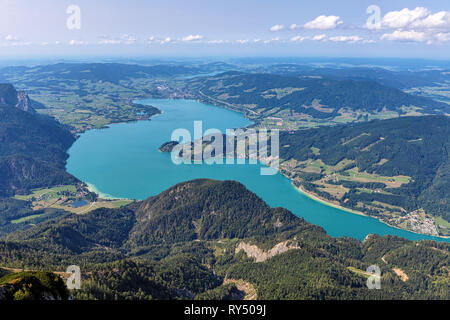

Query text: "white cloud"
[329, 35, 363, 43]
[207, 39, 227, 44]
[374, 7, 450, 44]
[381, 7, 430, 29]
[120, 34, 137, 45]
[376, 7, 450, 31]
[2, 41, 31, 47]
[97, 34, 136, 45]
[5, 34, 17, 41]
[304, 15, 343, 30]
[260, 38, 282, 44]
[381, 30, 426, 42]
[289, 24, 300, 30]
[161, 37, 172, 44]
[182, 34, 204, 42]
[99, 39, 121, 45]
[290, 35, 305, 42]
[270, 24, 284, 32]
[2, 35, 31, 47]
[411, 11, 450, 29]
[69, 40, 88, 45]
[40, 41, 62, 46]
[312, 34, 327, 41]
[236, 39, 249, 44]
[435, 32, 450, 42]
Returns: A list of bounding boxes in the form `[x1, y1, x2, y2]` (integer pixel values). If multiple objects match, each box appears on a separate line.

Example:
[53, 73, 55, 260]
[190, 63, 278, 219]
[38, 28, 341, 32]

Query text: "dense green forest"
[0, 179, 448, 300]
[0, 67, 449, 300]
[0, 84, 78, 197]
[279, 116, 450, 224]
[0, 62, 234, 86]
[257, 64, 450, 90]
[186, 72, 449, 120]
[0, 271, 69, 300]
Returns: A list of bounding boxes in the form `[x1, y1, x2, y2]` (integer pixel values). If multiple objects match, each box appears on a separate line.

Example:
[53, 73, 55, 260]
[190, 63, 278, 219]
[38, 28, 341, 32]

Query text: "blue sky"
[1, 0, 449, 58]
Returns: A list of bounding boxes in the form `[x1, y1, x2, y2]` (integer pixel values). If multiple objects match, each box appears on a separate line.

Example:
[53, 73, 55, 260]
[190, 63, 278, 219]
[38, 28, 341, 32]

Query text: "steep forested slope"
[279, 116, 450, 231]
[0, 271, 69, 300]
[0, 84, 78, 196]
[260, 64, 450, 89]
[186, 72, 449, 120]
[0, 180, 448, 300]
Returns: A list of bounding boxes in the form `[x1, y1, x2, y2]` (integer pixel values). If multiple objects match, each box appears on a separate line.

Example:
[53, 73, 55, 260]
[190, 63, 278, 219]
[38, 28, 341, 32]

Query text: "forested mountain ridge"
[184, 72, 449, 129]
[278, 116, 450, 235]
[0, 62, 234, 85]
[0, 84, 78, 197]
[0, 271, 69, 300]
[258, 64, 450, 90]
[128, 179, 311, 246]
[5, 180, 318, 252]
[0, 179, 448, 300]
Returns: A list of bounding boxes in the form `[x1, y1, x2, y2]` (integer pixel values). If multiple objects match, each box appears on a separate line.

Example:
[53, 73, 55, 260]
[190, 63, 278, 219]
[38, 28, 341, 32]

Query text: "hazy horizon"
[1, 0, 449, 59]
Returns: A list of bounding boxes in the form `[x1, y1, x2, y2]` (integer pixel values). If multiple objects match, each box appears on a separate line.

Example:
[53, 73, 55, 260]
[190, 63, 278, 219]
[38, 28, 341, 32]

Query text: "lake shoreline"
[194, 94, 450, 240]
[86, 182, 131, 201]
[287, 175, 450, 240]
[67, 97, 449, 242]
[293, 183, 367, 217]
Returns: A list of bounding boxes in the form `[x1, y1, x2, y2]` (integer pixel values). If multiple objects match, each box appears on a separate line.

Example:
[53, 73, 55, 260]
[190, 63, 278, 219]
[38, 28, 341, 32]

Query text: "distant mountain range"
[257, 64, 450, 89]
[0, 62, 235, 85]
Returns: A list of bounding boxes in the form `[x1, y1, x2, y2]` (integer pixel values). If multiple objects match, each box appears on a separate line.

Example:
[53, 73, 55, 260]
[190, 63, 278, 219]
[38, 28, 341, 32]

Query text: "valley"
[1, 0, 450, 305]
[1, 62, 449, 238]
[0, 60, 449, 301]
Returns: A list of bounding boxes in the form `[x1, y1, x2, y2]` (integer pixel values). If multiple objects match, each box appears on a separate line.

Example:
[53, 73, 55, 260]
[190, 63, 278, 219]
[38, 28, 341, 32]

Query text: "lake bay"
[66, 98, 449, 242]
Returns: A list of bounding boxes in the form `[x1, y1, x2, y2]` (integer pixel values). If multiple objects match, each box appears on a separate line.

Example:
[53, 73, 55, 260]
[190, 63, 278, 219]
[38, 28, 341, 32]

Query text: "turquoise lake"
[66, 98, 449, 242]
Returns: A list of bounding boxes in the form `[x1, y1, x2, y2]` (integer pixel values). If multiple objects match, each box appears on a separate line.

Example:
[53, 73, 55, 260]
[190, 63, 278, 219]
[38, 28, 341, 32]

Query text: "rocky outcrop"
[0, 84, 36, 114]
[15, 91, 36, 114]
[236, 240, 300, 263]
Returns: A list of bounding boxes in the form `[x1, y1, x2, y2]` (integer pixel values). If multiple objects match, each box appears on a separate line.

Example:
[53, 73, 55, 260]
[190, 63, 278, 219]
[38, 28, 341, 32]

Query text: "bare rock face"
[363, 234, 376, 243]
[15, 91, 36, 114]
[236, 240, 301, 263]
